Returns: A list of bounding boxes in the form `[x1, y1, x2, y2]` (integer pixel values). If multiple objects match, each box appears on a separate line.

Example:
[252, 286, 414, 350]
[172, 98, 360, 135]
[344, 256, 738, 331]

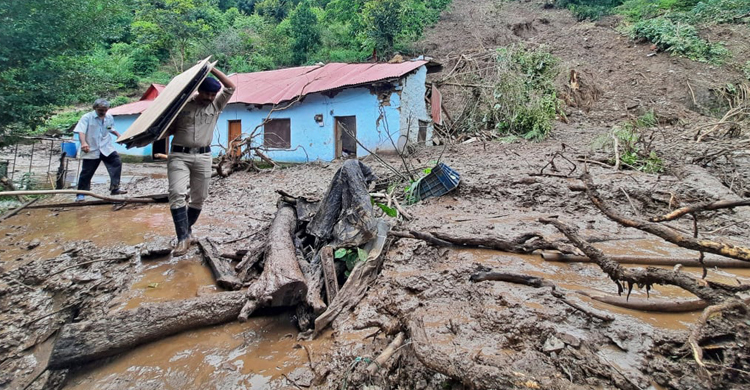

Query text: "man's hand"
[81, 144, 90, 153]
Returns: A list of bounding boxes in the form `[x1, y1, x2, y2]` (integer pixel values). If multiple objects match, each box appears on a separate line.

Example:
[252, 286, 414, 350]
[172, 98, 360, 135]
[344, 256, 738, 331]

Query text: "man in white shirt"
[73, 98, 127, 201]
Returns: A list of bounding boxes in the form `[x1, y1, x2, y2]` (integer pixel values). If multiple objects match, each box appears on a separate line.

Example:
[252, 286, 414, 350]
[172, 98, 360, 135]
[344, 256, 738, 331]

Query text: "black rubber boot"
[187, 207, 201, 244]
[170, 207, 190, 256]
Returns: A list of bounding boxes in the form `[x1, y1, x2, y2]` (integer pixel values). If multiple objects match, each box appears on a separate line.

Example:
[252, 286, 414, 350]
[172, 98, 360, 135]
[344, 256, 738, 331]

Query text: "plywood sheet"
[117, 57, 214, 148]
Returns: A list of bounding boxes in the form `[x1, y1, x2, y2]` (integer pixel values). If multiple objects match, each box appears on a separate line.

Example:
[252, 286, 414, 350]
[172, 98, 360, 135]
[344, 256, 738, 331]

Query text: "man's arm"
[210, 67, 236, 110]
[73, 115, 90, 153]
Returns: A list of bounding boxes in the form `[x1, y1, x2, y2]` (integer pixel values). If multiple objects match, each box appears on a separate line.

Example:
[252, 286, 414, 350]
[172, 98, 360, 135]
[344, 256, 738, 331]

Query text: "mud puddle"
[0, 205, 171, 270]
[64, 254, 320, 390]
[458, 239, 750, 331]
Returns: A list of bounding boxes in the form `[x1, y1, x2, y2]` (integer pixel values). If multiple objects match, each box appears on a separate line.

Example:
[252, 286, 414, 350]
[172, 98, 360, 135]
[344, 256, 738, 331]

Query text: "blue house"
[109, 60, 438, 163]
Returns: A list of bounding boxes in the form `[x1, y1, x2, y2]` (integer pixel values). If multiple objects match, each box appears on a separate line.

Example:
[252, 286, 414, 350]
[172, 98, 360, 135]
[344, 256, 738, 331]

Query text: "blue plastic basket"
[415, 162, 460, 201]
[61, 142, 78, 158]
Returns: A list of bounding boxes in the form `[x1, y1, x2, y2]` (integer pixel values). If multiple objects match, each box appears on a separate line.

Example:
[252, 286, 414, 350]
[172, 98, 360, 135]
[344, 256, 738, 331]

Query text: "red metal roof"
[110, 62, 427, 116]
[229, 61, 428, 106]
[109, 84, 166, 116]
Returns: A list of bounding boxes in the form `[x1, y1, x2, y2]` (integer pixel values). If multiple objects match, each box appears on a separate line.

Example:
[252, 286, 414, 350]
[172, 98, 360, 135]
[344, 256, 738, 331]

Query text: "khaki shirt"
[169, 86, 235, 148]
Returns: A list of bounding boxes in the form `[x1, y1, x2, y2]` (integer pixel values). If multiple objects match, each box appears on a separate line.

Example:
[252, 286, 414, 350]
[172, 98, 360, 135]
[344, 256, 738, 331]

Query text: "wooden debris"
[197, 238, 242, 290]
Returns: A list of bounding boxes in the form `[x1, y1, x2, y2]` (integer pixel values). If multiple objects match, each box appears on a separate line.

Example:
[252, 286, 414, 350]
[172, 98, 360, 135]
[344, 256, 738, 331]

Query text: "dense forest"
[0, 0, 450, 146]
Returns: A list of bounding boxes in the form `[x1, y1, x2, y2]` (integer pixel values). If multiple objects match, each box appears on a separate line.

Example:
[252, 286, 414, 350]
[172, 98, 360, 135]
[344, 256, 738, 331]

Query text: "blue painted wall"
[111, 65, 430, 163]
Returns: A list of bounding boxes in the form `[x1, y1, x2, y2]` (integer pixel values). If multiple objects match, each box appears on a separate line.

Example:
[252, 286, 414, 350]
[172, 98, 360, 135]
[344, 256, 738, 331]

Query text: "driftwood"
[0, 189, 157, 204]
[650, 198, 750, 222]
[0, 198, 39, 222]
[197, 238, 242, 290]
[391, 230, 578, 255]
[48, 291, 246, 369]
[366, 332, 405, 374]
[539, 217, 748, 305]
[541, 252, 750, 268]
[582, 173, 750, 262]
[576, 291, 708, 312]
[314, 219, 389, 337]
[238, 205, 308, 322]
[298, 251, 326, 315]
[235, 236, 267, 282]
[320, 246, 339, 305]
[470, 271, 614, 322]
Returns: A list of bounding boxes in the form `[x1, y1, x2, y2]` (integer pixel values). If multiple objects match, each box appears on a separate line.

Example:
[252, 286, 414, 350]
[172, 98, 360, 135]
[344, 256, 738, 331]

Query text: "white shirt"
[74, 111, 117, 159]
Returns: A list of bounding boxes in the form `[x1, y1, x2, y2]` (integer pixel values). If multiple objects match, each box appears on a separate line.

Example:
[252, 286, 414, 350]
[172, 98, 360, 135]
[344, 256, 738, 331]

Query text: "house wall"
[111, 65, 431, 163]
[398, 66, 433, 147]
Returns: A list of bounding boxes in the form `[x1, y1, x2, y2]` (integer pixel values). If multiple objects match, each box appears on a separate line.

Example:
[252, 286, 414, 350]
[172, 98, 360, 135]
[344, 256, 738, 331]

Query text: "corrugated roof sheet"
[230, 61, 427, 106]
[110, 61, 427, 116]
[109, 83, 167, 116]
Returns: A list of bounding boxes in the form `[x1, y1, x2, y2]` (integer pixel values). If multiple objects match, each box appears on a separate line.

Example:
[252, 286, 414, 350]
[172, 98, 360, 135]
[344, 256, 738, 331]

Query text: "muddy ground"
[2, 0, 750, 389]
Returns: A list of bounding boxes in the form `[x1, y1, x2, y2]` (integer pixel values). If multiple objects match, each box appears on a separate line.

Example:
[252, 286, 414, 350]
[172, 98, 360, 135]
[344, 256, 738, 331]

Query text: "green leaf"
[357, 248, 368, 262]
[376, 202, 397, 217]
[334, 248, 348, 259]
[423, 168, 432, 175]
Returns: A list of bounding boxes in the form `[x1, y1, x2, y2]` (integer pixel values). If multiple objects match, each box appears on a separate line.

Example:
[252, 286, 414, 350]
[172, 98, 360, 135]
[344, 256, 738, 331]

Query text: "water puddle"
[0, 205, 171, 270]
[457, 241, 750, 331]
[64, 254, 323, 390]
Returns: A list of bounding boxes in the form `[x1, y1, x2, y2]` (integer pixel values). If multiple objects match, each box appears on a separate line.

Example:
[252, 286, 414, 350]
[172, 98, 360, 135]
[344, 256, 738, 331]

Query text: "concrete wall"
[398, 66, 432, 148]
[111, 65, 431, 163]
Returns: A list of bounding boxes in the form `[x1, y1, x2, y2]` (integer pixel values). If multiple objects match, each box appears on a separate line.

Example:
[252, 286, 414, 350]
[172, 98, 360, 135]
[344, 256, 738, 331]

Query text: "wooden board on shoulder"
[116, 57, 214, 148]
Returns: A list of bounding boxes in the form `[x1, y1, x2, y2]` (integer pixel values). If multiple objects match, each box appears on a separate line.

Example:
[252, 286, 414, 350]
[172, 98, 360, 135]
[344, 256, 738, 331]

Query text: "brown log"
[235, 236, 267, 282]
[197, 238, 242, 290]
[366, 332, 405, 374]
[253, 148, 278, 168]
[576, 291, 708, 312]
[470, 271, 614, 321]
[539, 217, 739, 305]
[650, 199, 750, 222]
[541, 252, 750, 268]
[48, 291, 246, 369]
[314, 219, 389, 337]
[297, 251, 326, 315]
[392, 230, 578, 255]
[238, 205, 308, 322]
[582, 173, 750, 262]
[0, 198, 39, 222]
[320, 246, 339, 305]
[0, 189, 155, 204]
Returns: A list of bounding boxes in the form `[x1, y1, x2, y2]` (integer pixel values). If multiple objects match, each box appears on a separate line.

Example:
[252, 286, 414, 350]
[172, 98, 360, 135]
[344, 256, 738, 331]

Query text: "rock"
[559, 332, 581, 348]
[27, 239, 41, 249]
[543, 335, 565, 353]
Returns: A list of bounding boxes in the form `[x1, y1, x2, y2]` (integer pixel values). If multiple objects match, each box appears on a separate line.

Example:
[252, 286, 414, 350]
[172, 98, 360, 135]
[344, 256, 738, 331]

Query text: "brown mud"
[2, 0, 750, 389]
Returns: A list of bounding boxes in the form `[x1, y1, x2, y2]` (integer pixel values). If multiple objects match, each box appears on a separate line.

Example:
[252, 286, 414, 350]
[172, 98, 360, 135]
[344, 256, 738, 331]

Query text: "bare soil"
[2, 1, 749, 389]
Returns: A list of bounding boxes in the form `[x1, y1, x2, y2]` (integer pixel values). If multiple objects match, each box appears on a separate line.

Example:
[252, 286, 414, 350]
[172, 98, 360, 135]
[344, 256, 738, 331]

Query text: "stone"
[543, 335, 565, 353]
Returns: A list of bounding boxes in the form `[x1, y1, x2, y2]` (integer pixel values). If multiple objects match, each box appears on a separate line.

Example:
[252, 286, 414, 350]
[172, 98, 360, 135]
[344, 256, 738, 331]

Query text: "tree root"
[688, 299, 749, 368]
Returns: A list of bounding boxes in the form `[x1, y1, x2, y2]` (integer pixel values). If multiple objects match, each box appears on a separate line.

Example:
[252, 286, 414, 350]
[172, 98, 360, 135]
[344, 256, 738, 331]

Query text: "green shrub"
[629, 17, 729, 63]
[554, 0, 624, 21]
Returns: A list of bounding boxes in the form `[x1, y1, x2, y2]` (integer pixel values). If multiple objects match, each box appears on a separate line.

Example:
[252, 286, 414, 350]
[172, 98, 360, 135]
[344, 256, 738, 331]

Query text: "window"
[263, 119, 291, 149]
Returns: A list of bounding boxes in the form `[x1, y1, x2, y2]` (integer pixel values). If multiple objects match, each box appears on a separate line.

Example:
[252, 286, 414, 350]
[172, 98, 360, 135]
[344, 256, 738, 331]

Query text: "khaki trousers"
[167, 152, 212, 209]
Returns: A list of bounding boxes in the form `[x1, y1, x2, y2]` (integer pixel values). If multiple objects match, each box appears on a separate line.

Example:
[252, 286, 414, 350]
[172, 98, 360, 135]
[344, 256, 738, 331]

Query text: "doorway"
[335, 116, 357, 159]
[228, 120, 242, 158]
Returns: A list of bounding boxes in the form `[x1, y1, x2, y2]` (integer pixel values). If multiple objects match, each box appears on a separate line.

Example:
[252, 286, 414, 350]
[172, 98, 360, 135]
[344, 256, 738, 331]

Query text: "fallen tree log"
[298, 250, 326, 315]
[48, 291, 246, 369]
[238, 205, 308, 322]
[650, 199, 750, 222]
[391, 230, 579, 255]
[314, 219, 389, 337]
[197, 238, 242, 290]
[320, 246, 338, 305]
[539, 217, 748, 305]
[0, 198, 39, 222]
[235, 236, 267, 282]
[541, 252, 750, 268]
[0, 189, 157, 204]
[582, 173, 750, 262]
[576, 291, 708, 312]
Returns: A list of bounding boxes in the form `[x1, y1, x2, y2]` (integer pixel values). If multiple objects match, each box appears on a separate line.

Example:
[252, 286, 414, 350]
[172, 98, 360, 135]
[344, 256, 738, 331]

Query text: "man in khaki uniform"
[167, 67, 236, 256]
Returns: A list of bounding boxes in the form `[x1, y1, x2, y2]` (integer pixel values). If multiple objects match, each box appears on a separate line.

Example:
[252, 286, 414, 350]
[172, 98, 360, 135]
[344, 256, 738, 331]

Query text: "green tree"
[290, 1, 321, 64]
[361, 0, 404, 56]
[0, 0, 129, 146]
[132, 0, 225, 72]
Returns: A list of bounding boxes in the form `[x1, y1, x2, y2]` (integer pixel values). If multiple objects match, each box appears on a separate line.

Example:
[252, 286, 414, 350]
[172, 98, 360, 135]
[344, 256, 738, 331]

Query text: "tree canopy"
[0, 0, 451, 145]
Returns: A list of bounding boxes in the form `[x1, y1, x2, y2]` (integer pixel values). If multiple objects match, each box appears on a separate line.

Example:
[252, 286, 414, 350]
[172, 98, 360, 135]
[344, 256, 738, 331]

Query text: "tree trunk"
[197, 238, 242, 290]
[48, 291, 246, 369]
[238, 205, 308, 322]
